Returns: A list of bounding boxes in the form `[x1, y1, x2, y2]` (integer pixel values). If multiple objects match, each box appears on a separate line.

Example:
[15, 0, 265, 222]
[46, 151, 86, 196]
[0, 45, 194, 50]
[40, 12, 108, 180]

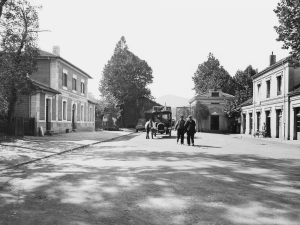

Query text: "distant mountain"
[155, 95, 190, 108]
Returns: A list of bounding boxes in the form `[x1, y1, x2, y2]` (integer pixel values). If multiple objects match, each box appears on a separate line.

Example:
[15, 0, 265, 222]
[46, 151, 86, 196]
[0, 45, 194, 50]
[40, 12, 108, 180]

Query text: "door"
[249, 113, 253, 134]
[257, 112, 260, 131]
[276, 110, 282, 138]
[72, 104, 76, 130]
[243, 114, 246, 134]
[210, 115, 219, 131]
[266, 111, 271, 137]
[46, 99, 51, 131]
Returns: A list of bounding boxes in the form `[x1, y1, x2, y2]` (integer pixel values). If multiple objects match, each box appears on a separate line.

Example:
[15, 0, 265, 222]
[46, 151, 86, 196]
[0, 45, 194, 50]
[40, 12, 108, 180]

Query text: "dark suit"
[184, 119, 196, 145]
[175, 119, 185, 144]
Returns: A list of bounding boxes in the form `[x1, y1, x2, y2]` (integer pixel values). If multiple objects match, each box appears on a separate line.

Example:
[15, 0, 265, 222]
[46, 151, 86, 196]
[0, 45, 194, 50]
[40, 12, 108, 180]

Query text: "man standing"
[184, 115, 196, 146]
[145, 118, 153, 139]
[175, 115, 185, 144]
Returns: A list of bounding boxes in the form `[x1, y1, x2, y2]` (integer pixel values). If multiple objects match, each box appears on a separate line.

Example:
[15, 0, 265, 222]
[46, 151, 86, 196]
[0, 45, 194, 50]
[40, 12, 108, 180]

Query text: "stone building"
[241, 53, 300, 140]
[14, 46, 95, 134]
[188, 90, 234, 132]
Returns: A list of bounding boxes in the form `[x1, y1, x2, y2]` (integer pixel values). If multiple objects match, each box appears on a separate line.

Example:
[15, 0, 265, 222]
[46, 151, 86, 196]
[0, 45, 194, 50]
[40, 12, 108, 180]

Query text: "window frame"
[80, 104, 84, 121]
[81, 80, 85, 95]
[62, 72, 68, 90]
[266, 80, 270, 98]
[62, 100, 67, 121]
[277, 76, 282, 96]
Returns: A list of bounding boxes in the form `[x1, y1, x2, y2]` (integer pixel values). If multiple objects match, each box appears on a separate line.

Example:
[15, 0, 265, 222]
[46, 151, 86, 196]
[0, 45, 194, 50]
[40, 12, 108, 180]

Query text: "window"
[63, 101, 67, 120]
[81, 82, 85, 94]
[212, 92, 219, 97]
[277, 76, 282, 95]
[257, 84, 261, 101]
[81, 105, 84, 121]
[72, 78, 77, 91]
[89, 107, 92, 122]
[266, 80, 270, 98]
[62, 73, 67, 87]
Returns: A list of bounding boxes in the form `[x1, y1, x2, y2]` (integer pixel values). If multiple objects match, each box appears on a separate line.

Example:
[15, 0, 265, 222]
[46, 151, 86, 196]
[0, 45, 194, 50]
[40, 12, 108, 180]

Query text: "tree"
[192, 53, 235, 95]
[0, 0, 41, 126]
[176, 107, 190, 120]
[88, 92, 120, 121]
[0, 0, 8, 18]
[223, 65, 256, 119]
[274, 0, 300, 65]
[193, 101, 210, 131]
[99, 36, 153, 127]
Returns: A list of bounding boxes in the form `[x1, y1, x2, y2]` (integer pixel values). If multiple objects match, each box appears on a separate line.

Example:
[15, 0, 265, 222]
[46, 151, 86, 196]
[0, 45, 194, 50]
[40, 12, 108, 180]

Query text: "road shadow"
[0, 143, 300, 224]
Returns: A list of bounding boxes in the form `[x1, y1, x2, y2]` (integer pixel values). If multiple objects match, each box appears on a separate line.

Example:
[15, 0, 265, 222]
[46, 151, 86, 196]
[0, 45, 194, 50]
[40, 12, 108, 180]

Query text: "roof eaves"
[38, 50, 93, 79]
[32, 80, 61, 95]
[252, 56, 291, 79]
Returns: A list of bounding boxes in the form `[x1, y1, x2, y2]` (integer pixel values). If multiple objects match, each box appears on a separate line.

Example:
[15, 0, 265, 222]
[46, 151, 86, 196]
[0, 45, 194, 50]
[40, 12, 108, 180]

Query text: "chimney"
[53, 46, 60, 56]
[270, 52, 276, 66]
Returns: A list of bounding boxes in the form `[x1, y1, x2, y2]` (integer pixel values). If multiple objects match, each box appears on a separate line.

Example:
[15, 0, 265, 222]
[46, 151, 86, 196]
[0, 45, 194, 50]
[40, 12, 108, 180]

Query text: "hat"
[188, 115, 193, 118]
[180, 115, 184, 118]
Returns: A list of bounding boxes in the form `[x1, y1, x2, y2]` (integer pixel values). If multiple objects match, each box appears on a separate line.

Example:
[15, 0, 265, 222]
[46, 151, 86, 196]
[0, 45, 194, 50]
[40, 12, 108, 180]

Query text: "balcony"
[266, 93, 270, 98]
[277, 91, 282, 96]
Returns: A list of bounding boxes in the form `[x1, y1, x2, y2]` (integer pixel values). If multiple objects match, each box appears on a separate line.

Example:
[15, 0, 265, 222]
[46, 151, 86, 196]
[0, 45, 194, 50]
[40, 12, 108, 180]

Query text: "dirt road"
[0, 132, 299, 224]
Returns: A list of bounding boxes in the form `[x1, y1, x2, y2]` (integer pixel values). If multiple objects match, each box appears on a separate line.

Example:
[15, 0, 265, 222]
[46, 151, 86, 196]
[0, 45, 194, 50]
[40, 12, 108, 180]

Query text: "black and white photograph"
[0, 0, 300, 224]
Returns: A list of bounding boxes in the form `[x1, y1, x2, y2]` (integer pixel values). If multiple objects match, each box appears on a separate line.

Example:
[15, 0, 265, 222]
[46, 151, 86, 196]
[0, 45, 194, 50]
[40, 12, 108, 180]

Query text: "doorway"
[265, 111, 271, 137]
[256, 112, 260, 131]
[46, 99, 51, 131]
[72, 104, 76, 130]
[294, 107, 300, 140]
[276, 110, 282, 138]
[249, 113, 253, 134]
[243, 114, 246, 134]
[210, 115, 219, 131]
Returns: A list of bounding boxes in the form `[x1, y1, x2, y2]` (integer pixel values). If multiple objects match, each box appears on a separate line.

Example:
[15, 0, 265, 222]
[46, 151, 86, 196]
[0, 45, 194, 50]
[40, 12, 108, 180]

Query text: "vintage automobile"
[145, 106, 172, 138]
[135, 118, 146, 132]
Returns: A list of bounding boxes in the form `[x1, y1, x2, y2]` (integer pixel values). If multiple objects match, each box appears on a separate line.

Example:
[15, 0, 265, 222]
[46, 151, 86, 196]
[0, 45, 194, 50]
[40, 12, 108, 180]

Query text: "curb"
[232, 133, 300, 147]
[0, 131, 135, 173]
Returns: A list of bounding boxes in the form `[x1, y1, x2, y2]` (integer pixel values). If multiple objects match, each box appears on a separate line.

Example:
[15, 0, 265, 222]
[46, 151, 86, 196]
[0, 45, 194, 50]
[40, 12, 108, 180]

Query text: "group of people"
[174, 115, 196, 146]
[144, 115, 197, 146]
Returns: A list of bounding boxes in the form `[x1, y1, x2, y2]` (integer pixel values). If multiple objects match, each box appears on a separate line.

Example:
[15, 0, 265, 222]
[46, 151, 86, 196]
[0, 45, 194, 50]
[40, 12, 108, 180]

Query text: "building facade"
[188, 90, 234, 133]
[241, 54, 300, 140]
[14, 46, 95, 134]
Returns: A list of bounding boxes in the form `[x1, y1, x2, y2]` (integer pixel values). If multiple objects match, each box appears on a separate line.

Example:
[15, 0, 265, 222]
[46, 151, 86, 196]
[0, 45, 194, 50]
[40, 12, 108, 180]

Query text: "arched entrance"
[72, 104, 76, 130]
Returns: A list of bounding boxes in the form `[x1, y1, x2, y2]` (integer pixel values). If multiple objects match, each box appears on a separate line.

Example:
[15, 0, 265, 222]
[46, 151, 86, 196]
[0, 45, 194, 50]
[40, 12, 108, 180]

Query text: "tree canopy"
[192, 53, 234, 95]
[0, 0, 7, 18]
[0, 0, 41, 124]
[223, 65, 256, 118]
[274, 0, 300, 64]
[193, 101, 210, 130]
[99, 36, 153, 126]
[99, 37, 153, 103]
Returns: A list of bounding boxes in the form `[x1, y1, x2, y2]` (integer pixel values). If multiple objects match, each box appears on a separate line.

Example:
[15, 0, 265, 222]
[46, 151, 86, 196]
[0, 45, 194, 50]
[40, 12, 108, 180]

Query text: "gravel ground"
[0, 132, 299, 225]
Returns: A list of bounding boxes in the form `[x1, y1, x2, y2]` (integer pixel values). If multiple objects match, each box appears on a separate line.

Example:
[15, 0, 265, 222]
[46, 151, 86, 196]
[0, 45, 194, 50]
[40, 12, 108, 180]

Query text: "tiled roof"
[241, 98, 253, 107]
[38, 50, 93, 79]
[288, 87, 300, 96]
[39, 50, 58, 57]
[252, 56, 291, 79]
[32, 80, 61, 94]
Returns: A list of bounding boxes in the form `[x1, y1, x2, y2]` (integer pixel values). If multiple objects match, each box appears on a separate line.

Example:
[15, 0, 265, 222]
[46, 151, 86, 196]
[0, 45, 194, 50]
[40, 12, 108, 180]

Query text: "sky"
[32, 0, 289, 99]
